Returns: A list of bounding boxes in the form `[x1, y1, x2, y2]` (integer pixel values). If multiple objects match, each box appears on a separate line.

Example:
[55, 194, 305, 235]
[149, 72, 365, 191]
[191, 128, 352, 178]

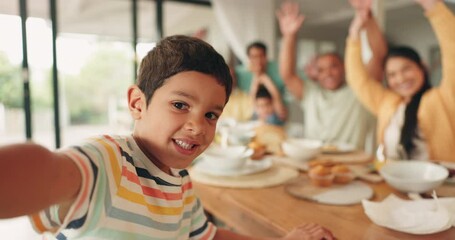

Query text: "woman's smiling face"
[385, 56, 425, 101]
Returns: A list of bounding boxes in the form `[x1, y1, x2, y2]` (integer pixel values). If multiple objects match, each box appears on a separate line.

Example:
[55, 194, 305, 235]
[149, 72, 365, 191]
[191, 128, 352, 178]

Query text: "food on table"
[248, 141, 267, 160]
[254, 124, 286, 156]
[331, 164, 355, 184]
[308, 165, 334, 187]
[322, 144, 339, 152]
[308, 159, 336, 168]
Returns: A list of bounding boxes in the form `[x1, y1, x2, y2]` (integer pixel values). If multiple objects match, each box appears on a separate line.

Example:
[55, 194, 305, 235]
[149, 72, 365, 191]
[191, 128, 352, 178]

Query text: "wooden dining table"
[192, 157, 455, 240]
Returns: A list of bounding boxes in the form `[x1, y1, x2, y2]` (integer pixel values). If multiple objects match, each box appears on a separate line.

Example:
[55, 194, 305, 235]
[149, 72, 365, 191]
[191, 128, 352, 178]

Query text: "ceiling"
[0, 0, 454, 44]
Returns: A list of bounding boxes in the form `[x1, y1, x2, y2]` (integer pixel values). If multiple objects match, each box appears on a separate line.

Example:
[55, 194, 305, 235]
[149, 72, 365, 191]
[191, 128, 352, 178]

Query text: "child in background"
[252, 84, 285, 126]
[250, 71, 287, 126]
[0, 35, 333, 240]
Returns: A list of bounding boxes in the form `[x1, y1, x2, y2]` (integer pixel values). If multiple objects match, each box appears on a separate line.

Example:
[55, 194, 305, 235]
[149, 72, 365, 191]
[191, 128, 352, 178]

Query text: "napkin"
[362, 194, 455, 235]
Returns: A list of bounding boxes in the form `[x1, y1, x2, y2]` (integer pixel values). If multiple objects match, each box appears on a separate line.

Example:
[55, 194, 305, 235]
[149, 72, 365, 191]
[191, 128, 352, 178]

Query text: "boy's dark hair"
[246, 41, 267, 56]
[386, 46, 432, 157]
[255, 84, 272, 100]
[137, 35, 233, 106]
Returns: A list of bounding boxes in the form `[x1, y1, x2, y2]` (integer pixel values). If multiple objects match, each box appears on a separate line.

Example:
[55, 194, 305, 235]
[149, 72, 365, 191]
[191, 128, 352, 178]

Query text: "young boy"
[252, 85, 285, 126]
[249, 69, 287, 126]
[0, 35, 333, 240]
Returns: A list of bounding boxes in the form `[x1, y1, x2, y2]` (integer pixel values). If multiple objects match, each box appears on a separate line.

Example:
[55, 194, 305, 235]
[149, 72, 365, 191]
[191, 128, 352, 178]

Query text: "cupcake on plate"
[331, 164, 355, 184]
[308, 165, 334, 187]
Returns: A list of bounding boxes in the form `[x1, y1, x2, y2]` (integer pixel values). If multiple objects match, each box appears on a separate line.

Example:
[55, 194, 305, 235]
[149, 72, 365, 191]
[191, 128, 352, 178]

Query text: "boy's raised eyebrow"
[172, 90, 225, 112]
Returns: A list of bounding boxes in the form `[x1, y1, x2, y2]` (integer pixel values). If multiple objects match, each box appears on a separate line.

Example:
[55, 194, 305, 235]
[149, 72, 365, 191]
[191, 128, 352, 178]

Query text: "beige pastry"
[308, 165, 334, 187]
[254, 124, 286, 156]
[248, 141, 267, 160]
[331, 164, 354, 184]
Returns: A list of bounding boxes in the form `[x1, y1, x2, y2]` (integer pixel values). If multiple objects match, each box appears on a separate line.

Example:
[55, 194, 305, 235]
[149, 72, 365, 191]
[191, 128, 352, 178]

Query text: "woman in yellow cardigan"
[346, 0, 455, 162]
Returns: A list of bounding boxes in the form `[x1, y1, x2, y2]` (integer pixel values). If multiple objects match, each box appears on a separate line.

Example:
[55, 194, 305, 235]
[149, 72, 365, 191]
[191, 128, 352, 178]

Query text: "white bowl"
[281, 138, 323, 162]
[227, 127, 256, 145]
[203, 145, 253, 171]
[379, 161, 449, 193]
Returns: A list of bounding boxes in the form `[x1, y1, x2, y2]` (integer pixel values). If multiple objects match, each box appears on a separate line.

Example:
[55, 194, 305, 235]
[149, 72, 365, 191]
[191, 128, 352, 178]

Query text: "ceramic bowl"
[379, 161, 449, 193]
[203, 145, 253, 171]
[281, 138, 323, 162]
[227, 127, 256, 145]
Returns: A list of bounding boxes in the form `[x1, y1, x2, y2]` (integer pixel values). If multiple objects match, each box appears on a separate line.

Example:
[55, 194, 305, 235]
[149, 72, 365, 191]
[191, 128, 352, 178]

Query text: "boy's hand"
[282, 223, 335, 240]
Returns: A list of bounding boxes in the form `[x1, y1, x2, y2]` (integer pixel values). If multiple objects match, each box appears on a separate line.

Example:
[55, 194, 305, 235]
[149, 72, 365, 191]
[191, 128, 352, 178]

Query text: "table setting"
[189, 121, 299, 188]
[276, 136, 455, 235]
[189, 120, 455, 237]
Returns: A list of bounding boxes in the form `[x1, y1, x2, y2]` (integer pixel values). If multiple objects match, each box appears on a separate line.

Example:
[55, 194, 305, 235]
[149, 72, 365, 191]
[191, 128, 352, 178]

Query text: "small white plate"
[193, 157, 273, 177]
[321, 142, 356, 154]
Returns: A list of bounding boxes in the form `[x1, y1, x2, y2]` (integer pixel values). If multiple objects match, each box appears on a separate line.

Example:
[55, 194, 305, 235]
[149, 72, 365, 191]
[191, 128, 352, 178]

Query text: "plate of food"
[285, 163, 373, 205]
[193, 157, 273, 177]
[321, 142, 356, 154]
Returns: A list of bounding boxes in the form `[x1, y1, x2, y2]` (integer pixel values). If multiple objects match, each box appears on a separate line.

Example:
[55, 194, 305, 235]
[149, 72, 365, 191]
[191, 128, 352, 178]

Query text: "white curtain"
[212, 0, 276, 63]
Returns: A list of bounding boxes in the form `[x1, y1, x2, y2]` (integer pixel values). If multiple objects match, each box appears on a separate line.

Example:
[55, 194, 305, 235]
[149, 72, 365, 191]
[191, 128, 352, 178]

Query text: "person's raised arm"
[249, 73, 261, 101]
[0, 143, 81, 220]
[349, 0, 387, 82]
[415, 0, 440, 11]
[346, 5, 390, 115]
[276, 1, 305, 100]
[258, 74, 288, 121]
[415, 0, 454, 93]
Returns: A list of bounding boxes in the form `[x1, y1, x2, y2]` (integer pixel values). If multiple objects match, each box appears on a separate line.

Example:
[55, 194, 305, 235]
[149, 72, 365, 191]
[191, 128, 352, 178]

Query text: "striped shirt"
[30, 135, 216, 240]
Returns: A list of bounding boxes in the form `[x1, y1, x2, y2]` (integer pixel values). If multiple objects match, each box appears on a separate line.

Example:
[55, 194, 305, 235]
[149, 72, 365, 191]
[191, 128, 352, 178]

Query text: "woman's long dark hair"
[386, 46, 432, 157]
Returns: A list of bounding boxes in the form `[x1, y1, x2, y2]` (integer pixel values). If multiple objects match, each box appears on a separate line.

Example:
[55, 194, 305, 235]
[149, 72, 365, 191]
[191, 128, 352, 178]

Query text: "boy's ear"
[127, 85, 146, 120]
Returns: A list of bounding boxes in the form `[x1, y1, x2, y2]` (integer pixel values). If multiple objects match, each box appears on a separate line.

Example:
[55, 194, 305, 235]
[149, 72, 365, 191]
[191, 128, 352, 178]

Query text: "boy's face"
[255, 97, 274, 121]
[129, 71, 226, 174]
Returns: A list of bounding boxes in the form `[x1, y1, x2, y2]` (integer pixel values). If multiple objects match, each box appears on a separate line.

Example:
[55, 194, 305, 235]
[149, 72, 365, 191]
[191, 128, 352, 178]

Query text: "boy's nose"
[185, 117, 206, 136]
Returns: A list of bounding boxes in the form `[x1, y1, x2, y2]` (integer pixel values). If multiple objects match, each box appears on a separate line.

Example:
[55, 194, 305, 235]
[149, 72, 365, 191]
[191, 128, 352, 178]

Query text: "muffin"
[308, 159, 336, 168]
[248, 141, 267, 160]
[331, 164, 355, 184]
[308, 165, 334, 187]
[322, 144, 339, 152]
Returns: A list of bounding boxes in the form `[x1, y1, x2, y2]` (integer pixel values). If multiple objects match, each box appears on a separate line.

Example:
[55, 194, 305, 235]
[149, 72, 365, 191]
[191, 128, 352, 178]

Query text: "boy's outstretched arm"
[0, 143, 81, 220]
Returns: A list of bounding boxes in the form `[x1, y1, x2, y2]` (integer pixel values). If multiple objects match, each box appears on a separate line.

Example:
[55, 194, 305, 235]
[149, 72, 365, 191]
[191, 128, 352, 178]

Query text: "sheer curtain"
[212, 0, 276, 63]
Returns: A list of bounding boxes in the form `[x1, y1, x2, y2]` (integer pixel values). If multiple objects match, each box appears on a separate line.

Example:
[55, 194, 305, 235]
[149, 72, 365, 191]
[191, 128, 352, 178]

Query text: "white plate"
[363, 194, 455, 235]
[285, 178, 373, 205]
[193, 157, 273, 177]
[321, 142, 356, 154]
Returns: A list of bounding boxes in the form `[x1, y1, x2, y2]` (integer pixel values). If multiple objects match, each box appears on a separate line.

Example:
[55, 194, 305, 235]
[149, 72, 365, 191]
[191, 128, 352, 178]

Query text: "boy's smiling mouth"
[174, 139, 198, 150]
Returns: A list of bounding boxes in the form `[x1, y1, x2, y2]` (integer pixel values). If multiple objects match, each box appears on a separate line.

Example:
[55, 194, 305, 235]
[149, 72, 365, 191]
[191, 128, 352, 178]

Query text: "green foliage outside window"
[0, 52, 22, 108]
[63, 44, 132, 125]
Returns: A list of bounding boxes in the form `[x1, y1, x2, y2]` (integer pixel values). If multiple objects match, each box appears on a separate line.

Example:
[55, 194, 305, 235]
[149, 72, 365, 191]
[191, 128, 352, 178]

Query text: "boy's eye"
[205, 112, 219, 120]
[173, 102, 188, 110]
